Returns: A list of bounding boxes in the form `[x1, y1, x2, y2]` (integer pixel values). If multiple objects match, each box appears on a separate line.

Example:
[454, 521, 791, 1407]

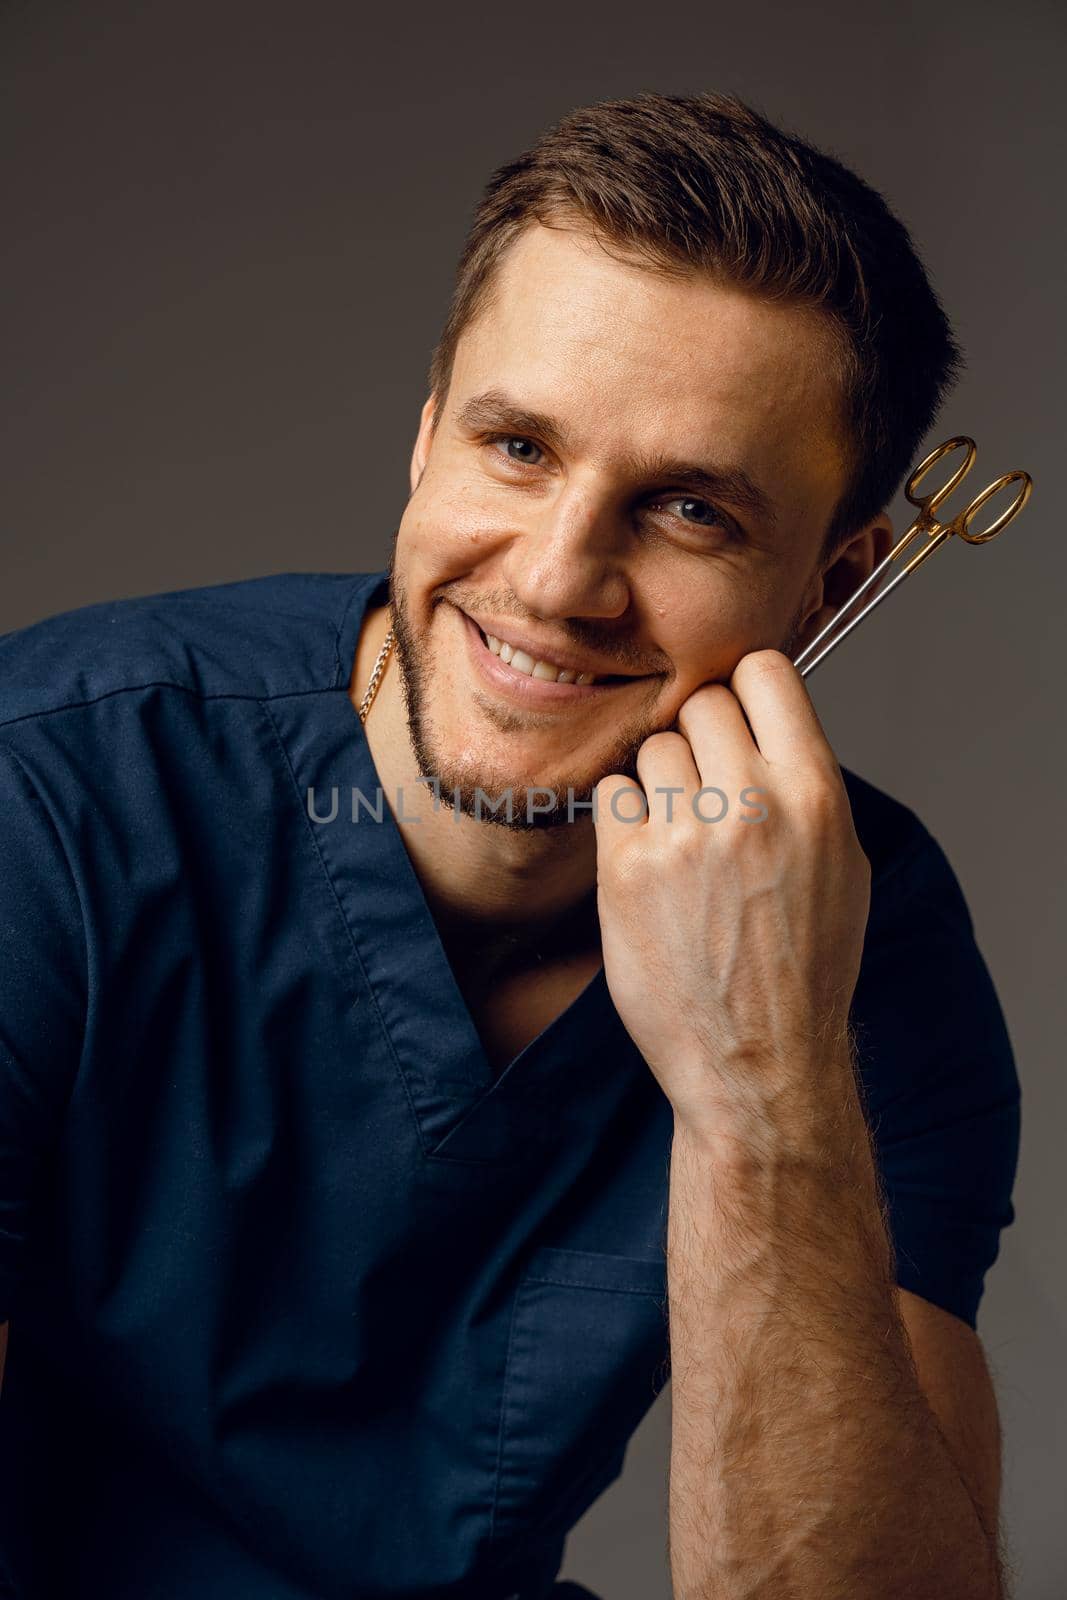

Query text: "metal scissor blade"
[792, 518, 936, 677]
[794, 549, 925, 678]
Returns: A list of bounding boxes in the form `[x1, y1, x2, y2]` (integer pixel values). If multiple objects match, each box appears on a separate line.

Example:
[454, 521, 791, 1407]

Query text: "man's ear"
[791, 515, 895, 658]
[409, 393, 439, 495]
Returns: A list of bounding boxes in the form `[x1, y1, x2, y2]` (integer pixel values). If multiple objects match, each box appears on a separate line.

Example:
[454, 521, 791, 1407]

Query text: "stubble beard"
[384, 551, 807, 833]
[386, 567, 658, 832]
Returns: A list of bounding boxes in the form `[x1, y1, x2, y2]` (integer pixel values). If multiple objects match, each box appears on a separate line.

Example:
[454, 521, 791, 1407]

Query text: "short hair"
[427, 91, 963, 565]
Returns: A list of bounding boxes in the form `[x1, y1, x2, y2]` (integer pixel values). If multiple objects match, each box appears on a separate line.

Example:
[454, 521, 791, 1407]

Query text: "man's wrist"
[669, 1040, 866, 1175]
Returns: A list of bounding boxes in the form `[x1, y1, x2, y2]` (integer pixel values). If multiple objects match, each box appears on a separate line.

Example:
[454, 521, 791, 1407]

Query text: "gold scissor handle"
[955, 470, 1033, 543]
[793, 436, 1033, 679]
[905, 436, 978, 525]
[905, 437, 1031, 544]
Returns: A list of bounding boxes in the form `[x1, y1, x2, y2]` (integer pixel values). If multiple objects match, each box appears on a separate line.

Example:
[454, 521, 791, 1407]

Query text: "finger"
[673, 681, 760, 792]
[634, 731, 701, 825]
[593, 773, 650, 841]
[728, 649, 839, 777]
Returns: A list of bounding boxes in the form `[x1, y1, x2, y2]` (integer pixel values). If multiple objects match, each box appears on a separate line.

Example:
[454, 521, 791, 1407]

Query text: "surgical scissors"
[792, 438, 1032, 678]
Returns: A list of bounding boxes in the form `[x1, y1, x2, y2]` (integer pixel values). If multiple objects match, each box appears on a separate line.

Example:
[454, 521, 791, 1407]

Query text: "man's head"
[386, 92, 961, 829]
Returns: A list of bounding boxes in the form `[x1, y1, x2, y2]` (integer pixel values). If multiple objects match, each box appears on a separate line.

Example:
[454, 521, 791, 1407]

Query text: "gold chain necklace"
[357, 616, 395, 726]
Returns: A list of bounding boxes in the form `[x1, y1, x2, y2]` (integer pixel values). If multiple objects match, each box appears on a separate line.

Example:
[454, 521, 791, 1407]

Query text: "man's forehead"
[458, 223, 847, 483]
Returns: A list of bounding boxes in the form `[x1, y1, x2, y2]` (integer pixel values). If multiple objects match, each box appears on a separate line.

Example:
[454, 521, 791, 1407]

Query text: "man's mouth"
[476, 627, 632, 686]
[457, 606, 654, 707]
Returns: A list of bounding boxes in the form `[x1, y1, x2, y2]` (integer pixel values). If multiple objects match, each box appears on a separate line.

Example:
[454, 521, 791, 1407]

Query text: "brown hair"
[427, 91, 962, 564]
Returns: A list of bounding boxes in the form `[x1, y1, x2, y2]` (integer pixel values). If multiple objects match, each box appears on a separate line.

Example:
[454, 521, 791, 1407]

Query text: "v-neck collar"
[269, 569, 643, 1162]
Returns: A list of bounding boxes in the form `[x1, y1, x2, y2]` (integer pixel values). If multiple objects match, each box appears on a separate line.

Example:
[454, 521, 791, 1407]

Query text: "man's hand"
[592, 649, 1003, 1599]
[592, 648, 871, 1152]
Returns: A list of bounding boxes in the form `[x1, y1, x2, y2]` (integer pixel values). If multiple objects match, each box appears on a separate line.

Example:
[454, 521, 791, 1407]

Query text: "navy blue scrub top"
[0, 570, 1020, 1599]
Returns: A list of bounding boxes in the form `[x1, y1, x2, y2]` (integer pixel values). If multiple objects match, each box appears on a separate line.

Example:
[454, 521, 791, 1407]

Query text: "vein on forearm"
[665, 1099, 1000, 1600]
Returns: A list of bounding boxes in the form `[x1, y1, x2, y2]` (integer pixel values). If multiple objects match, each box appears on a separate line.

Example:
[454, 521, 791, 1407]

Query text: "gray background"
[2, 0, 1063, 1594]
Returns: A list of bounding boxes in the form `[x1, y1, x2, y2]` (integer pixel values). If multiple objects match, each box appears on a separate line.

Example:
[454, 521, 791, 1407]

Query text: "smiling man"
[356, 222, 866, 1082]
[0, 94, 1019, 1599]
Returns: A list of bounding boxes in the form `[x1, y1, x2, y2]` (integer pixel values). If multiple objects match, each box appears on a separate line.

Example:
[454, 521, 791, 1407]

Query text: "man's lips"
[461, 610, 646, 704]
[460, 608, 642, 683]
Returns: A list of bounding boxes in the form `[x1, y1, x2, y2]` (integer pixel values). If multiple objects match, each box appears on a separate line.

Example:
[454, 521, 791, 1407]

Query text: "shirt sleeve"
[0, 739, 87, 1324]
[852, 828, 1021, 1331]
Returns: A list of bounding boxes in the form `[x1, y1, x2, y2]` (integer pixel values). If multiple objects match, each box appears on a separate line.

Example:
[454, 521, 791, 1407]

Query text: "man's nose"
[499, 483, 631, 624]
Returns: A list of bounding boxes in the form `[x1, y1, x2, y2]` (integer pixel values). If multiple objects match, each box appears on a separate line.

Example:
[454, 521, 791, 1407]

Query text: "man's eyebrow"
[454, 390, 569, 456]
[625, 454, 779, 531]
[453, 387, 779, 531]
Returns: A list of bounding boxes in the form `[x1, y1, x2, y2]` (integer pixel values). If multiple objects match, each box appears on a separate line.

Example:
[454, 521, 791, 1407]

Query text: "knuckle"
[640, 729, 688, 755]
[796, 777, 850, 836]
[675, 686, 729, 731]
[733, 648, 793, 682]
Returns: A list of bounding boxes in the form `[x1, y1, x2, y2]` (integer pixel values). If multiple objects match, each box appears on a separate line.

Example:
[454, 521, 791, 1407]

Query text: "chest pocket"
[491, 1245, 670, 1548]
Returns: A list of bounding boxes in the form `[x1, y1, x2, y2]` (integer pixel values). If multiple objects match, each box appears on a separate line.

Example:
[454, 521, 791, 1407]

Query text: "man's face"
[388, 221, 851, 828]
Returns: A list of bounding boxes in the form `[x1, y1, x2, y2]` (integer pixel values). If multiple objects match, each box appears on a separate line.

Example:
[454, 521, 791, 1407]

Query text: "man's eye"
[658, 496, 732, 530]
[491, 436, 544, 466]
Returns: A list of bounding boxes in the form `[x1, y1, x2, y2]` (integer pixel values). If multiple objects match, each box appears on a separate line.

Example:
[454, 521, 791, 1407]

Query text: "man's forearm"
[665, 1049, 1001, 1600]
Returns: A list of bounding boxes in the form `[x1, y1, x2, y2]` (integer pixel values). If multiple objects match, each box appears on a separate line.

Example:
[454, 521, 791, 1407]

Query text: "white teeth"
[484, 632, 599, 685]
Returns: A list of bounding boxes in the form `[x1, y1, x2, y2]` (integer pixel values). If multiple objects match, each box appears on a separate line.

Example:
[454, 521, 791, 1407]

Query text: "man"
[0, 92, 1019, 1599]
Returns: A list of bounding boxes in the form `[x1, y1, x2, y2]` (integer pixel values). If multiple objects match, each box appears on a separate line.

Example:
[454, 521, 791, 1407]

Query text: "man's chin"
[417, 766, 604, 831]
[398, 658, 649, 829]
